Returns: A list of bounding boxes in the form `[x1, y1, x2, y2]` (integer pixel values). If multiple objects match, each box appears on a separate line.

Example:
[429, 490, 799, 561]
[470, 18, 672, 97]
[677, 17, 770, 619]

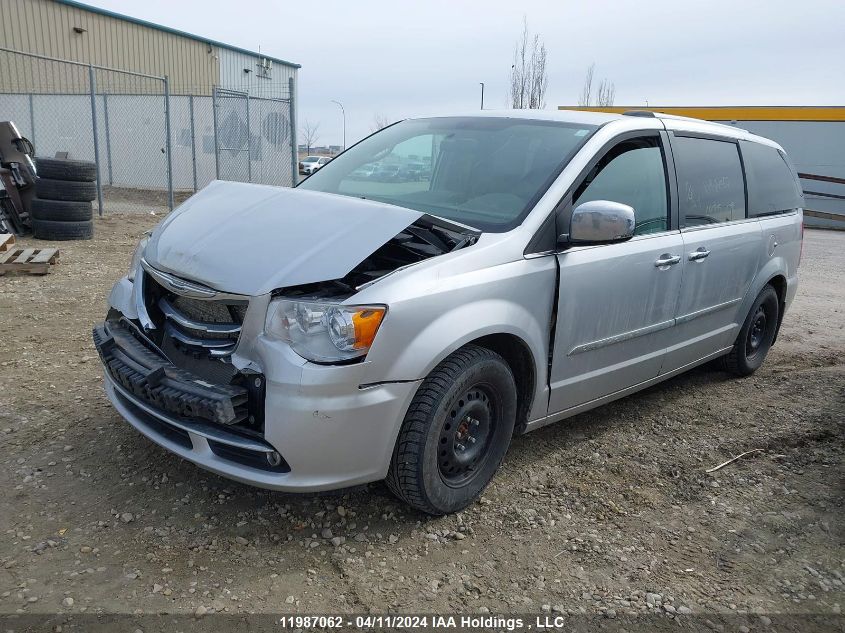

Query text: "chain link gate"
[212, 88, 249, 183]
[212, 86, 295, 188]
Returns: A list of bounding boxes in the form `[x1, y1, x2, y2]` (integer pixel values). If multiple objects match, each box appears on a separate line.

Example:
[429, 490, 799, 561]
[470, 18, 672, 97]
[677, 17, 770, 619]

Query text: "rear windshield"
[298, 117, 598, 232]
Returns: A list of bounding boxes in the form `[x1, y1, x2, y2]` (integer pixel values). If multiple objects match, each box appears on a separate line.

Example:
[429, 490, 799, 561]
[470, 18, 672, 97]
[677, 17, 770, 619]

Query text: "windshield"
[298, 117, 597, 232]
[303, 156, 319, 162]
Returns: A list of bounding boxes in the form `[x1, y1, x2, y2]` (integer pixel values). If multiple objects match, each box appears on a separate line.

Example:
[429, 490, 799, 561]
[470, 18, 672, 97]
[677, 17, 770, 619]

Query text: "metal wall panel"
[714, 120, 844, 179]
[217, 47, 297, 100]
[0, 0, 218, 94]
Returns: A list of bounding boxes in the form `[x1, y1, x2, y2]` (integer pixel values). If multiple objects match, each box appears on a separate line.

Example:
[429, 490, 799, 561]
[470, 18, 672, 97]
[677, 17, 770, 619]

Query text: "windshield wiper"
[403, 225, 450, 253]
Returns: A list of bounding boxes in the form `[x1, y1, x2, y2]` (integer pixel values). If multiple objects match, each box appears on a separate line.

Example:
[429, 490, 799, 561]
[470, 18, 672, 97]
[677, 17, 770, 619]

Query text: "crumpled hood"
[144, 180, 423, 295]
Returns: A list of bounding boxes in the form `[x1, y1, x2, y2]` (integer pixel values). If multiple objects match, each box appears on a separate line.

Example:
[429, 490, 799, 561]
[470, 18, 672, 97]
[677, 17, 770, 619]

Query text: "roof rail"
[622, 109, 748, 133]
[623, 110, 657, 118]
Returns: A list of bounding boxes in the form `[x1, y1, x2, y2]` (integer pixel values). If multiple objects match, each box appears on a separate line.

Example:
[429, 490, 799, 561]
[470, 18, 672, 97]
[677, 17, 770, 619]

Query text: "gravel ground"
[0, 217, 842, 628]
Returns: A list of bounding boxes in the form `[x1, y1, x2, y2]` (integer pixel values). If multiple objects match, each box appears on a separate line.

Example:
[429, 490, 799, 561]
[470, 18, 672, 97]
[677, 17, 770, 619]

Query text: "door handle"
[654, 254, 681, 267]
[688, 248, 711, 262]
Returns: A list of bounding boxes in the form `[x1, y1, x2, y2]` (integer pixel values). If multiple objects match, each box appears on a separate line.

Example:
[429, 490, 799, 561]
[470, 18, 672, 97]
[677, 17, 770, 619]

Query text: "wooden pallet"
[0, 234, 60, 275]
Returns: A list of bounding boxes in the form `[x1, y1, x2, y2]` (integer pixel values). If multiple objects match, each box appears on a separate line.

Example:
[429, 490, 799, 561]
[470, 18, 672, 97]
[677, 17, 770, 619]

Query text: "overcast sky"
[86, 0, 842, 146]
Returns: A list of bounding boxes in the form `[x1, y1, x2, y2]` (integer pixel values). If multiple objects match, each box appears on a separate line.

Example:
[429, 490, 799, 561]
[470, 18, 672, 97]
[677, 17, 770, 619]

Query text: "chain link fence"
[0, 47, 296, 215]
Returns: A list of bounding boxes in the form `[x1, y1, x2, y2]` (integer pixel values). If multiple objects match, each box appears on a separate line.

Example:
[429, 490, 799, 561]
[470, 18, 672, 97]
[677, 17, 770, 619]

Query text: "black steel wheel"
[745, 305, 768, 358]
[437, 385, 497, 487]
[722, 285, 779, 376]
[386, 344, 517, 515]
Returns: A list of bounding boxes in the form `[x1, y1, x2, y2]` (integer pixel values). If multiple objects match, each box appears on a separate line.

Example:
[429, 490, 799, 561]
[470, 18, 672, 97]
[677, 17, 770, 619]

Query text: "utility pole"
[330, 100, 346, 151]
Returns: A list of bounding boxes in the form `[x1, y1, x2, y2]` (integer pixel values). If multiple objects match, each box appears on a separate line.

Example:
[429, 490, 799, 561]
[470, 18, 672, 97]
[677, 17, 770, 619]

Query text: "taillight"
[799, 220, 804, 265]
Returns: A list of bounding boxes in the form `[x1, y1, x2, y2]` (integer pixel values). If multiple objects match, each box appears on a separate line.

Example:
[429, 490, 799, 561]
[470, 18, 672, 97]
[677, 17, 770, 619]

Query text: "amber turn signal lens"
[352, 308, 385, 350]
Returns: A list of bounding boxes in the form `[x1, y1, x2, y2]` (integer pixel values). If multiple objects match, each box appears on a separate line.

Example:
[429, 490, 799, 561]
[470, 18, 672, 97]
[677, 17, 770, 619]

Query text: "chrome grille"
[170, 296, 245, 325]
[139, 264, 248, 362]
[157, 296, 245, 357]
[160, 297, 241, 344]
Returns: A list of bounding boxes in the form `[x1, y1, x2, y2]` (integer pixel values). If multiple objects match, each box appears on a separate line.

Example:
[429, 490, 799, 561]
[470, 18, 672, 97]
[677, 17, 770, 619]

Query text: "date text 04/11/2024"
[276, 615, 580, 630]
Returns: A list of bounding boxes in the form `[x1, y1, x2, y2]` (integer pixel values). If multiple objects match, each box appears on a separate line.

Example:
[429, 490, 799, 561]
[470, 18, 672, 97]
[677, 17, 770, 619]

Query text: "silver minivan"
[94, 110, 803, 514]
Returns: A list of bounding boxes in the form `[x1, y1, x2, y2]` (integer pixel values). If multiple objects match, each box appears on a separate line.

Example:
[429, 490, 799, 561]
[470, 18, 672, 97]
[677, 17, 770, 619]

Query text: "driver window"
[573, 137, 669, 235]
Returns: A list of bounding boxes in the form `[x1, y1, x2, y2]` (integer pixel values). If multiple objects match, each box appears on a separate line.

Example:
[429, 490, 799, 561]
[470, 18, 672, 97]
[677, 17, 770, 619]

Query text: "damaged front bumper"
[94, 294, 421, 492]
[94, 318, 289, 474]
[94, 319, 249, 426]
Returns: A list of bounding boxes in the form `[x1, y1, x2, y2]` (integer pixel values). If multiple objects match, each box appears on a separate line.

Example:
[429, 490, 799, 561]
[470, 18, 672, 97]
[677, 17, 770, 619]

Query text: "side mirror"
[567, 200, 635, 245]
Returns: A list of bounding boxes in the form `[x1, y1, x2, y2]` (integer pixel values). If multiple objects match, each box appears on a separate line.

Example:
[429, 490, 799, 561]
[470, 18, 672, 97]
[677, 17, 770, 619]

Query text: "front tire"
[722, 285, 779, 376]
[386, 345, 517, 515]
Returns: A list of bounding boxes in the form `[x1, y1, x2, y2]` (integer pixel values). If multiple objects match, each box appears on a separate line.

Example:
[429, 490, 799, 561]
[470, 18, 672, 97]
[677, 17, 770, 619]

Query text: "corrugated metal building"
[0, 0, 299, 97]
[558, 106, 845, 229]
[0, 0, 301, 198]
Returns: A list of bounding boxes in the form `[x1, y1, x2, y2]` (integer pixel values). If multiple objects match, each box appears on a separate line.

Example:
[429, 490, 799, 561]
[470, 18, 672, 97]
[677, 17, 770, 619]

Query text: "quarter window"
[741, 141, 803, 216]
[672, 136, 746, 226]
[573, 137, 669, 235]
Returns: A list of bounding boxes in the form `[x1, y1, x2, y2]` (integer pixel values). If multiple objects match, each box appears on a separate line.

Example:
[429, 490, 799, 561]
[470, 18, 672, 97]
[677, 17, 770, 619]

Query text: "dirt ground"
[0, 217, 842, 629]
[98, 187, 195, 215]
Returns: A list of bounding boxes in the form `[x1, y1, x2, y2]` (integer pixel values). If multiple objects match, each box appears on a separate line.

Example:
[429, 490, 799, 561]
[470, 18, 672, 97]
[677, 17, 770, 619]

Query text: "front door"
[548, 134, 684, 414]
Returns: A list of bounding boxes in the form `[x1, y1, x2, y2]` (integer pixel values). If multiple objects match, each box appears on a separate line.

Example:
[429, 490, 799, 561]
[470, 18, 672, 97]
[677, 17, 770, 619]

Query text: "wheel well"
[767, 275, 787, 344]
[469, 334, 536, 435]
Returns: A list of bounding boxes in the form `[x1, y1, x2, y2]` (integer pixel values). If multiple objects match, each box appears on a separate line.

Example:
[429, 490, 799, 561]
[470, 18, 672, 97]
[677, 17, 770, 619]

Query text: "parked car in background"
[399, 162, 428, 181]
[372, 163, 401, 182]
[95, 110, 803, 515]
[298, 156, 330, 175]
[298, 156, 320, 174]
[350, 164, 379, 180]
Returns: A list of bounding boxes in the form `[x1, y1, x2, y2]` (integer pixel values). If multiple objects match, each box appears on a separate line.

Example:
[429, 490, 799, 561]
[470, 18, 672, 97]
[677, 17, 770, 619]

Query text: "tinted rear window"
[673, 136, 746, 226]
[740, 141, 803, 216]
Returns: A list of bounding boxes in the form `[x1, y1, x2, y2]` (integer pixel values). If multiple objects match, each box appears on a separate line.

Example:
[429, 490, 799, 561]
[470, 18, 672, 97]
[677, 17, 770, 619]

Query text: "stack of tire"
[31, 157, 96, 240]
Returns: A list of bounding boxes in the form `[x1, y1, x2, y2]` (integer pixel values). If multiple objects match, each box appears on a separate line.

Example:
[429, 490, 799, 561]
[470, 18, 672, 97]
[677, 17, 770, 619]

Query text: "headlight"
[127, 235, 149, 282]
[265, 299, 386, 363]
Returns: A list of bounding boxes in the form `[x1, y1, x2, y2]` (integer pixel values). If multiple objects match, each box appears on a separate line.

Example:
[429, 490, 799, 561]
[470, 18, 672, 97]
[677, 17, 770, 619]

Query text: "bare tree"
[596, 78, 616, 107]
[578, 63, 616, 107]
[371, 113, 391, 133]
[301, 119, 320, 153]
[578, 63, 595, 107]
[508, 17, 548, 109]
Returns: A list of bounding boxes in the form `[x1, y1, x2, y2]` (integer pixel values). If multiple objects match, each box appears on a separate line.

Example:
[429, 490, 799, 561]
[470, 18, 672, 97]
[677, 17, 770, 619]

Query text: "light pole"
[479, 82, 485, 110]
[330, 100, 346, 152]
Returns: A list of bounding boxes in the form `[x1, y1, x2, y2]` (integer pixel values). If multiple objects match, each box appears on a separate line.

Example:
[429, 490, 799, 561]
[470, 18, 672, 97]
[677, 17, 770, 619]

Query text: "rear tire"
[30, 198, 93, 222]
[722, 285, 779, 376]
[386, 345, 517, 515]
[35, 157, 96, 182]
[35, 178, 97, 202]
[32, 218, 94, 241]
